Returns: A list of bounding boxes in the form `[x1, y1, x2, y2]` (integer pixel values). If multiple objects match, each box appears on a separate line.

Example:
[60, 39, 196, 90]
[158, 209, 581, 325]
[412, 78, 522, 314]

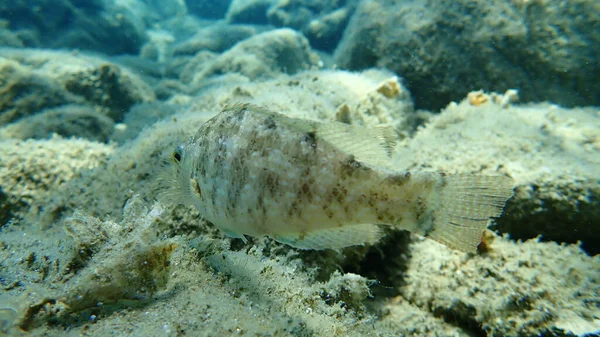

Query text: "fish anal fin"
[273, 224, 385, 250]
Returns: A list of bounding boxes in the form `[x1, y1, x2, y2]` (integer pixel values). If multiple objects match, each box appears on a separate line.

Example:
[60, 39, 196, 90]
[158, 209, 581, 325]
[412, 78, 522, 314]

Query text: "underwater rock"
[0, 49, 155, 124]
[173, 51, 219, 83]
[0, 185, 15, 226]
[303, 7, 353, 52]
[0, 0, 147, 55]
[112, 101, 184, 143]
[226, 0, 274, 25]
[0, 57, 83, 125]
[194, 28, 321, 81]
[111, 54, 166, 79]
[185, 0, 232, 19]
[36, 110, 216, 225]
[335, 0, 600, 110]
[395, 90, 600, 254]
[60, 198, 175, 312]
[152, 78, 193, 101]
[0, 137, 113, 223]
[266, 0, 358, 51]
[0, 105, 114, 142]
[60, 62, 155, 122]
[139, 29, 176, 64]
[0, 26, 24, 48]
[189, 69, 415, 132]
[13, 196, 177, 330]
[171, 23, 267, 56]
[402, 235, 600, 336]
[267, 0, 313, 28]
[498, 171, 600, 255]
[145, 0, 187, 19]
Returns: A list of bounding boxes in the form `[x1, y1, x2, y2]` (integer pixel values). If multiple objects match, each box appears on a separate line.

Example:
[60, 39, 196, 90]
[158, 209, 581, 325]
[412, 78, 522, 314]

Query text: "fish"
[158, 103, 514, 253]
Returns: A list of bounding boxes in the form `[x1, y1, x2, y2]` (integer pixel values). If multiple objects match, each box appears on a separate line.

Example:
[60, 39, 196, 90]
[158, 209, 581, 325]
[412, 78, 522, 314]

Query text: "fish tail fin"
[424, 174, 514, 253]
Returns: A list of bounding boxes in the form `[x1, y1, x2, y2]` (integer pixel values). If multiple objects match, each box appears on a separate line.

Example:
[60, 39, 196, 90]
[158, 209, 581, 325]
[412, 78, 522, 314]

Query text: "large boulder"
[171, 23, 267, 56]
[267, 0, 358, 51]
[0, 105, 115, 143]
[0, 27, 24, 48]
[189, 68, 414, 131]
[145, 0, 187, 19]
[0, 0, 148, 55]
[0, 57, 82, 125]
[334, 0, 600, 110]
[192, 28, 321, 82]
[0, 49, 155, 126]
[394, 90, 600, 254]
[402, 236, 600, 337]
[226, 0, 274, 24]
[185, 0, 232, 19]
[0, 137, 114, 224]
[224, 0, 357, 52]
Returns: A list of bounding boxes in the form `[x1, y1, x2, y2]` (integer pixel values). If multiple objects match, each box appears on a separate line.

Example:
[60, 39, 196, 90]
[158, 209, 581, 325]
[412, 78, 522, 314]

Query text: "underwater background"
[0, 0, 599, 336]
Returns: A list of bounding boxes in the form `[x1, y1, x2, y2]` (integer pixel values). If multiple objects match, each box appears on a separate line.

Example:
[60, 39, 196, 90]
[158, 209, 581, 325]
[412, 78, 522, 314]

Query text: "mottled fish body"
[160, 104, 514, 252]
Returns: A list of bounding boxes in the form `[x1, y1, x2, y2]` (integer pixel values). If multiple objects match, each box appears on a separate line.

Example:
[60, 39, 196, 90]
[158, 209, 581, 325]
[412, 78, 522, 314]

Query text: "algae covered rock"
[226, 0, 274, 24]
[60, 62, 154, 122]
[0, 105, 114, 142]
[0, 57, 82, 125]
[171, 23, 267, 56]
[0, 137, 113, 223]
[145, 0, 187, 19]
[112, 101, 185, 143]
[335, 0, 600, 110]
[209, 0, 357, 51]
[6, 196, 177, 331]
[60, 197, 176, 314]
[498, 176, 600, 255]
[0, 26, 24, 48]
[185, 0, 232, 19]
[0, 1, 597, 335]
[187, 68, 414, 133]
[0, 0, 147, 54]
[267, 0, 358, 51]
[401, 235, 600, 336]
[394, 90, 600, 253]
[34, 109, 216, 225]
[0, 49, 155, 126]
[194, 28, 321, 81]
[173, 51, 219, 83]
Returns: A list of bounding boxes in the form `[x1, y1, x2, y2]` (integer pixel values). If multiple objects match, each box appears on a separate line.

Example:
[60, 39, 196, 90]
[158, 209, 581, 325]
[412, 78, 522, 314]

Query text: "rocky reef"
[0, 0, 598, 336]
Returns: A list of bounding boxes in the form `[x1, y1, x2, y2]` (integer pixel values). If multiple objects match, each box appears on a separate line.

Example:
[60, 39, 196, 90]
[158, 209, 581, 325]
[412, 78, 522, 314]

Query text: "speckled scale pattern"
[169, 103, 514, 252]
[177, 104, 427, 239]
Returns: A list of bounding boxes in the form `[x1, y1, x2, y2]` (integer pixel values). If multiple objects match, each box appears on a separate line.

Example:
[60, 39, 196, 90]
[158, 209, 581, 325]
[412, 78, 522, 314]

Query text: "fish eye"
[172, 145, 183, 162]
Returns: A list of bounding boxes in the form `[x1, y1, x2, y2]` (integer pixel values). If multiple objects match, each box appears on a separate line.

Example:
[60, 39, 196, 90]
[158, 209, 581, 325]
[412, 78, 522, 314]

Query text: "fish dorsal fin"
[273, 224, 385, 250]
[315, 121, 397, 167]
[229, 104, 397, 166]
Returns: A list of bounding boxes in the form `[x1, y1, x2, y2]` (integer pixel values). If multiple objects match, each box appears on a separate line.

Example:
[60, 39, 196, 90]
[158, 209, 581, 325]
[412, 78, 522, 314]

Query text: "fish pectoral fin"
[273, 224, 385, 250]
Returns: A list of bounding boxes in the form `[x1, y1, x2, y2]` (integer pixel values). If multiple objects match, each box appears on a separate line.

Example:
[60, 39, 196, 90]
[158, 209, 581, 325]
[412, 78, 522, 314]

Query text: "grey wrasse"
[159, 103, 514, 253]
